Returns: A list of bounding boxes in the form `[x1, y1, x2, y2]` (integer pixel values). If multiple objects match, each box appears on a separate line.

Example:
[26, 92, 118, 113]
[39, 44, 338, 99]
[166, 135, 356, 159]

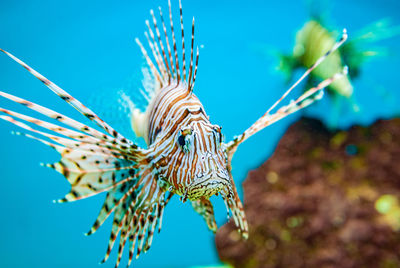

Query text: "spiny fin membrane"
[0, 43, 176, 266]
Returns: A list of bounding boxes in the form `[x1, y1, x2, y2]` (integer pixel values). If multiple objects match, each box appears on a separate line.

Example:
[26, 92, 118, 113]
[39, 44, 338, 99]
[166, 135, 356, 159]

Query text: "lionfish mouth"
[183, 173, 231, 201]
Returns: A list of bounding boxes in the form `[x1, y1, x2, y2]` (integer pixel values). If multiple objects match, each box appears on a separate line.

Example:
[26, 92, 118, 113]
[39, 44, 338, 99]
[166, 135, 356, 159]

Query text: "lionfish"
[0, 0, 348, 267]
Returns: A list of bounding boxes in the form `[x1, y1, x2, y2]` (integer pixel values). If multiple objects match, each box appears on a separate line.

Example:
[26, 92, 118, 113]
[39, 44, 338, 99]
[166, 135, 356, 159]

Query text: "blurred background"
[0, 0, 399, 267]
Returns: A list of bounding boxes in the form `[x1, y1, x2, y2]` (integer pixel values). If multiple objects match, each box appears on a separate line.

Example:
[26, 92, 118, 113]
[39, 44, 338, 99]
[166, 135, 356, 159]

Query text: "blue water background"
[0, 0, 399, 267]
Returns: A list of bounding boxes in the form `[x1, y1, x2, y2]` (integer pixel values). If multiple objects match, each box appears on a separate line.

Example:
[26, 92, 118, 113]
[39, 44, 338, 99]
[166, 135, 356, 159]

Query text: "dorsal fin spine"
[151, 9, 172, 81]
[145, 20, 167, 81]
[135, 38, 163, 86]
[168, 0, 181, 82]
[188, 17, 195, 90]
[191, 46, 199, 91]
[139, 1, 200, 90]
[159, 6, 176, 81]
[179, 0, 186, 81]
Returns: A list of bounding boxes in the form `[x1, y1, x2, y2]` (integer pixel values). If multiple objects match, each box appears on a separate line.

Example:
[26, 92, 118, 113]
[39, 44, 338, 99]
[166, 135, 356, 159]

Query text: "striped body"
[146, 82, 229, 200]
[0, 0, 349, 267]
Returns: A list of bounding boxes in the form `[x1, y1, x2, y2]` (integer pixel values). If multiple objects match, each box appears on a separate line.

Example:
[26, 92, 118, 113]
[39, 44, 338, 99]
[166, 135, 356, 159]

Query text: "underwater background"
[0, 0, 399, 267]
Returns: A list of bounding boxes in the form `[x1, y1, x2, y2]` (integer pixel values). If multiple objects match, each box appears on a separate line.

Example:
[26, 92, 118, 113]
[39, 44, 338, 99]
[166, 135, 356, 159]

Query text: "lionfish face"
[172, 121, 231, 201]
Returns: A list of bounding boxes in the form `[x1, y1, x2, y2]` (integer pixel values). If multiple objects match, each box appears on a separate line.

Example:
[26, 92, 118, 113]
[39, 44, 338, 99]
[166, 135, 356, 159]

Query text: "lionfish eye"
[177, 127, 193, 153]
[177, 135, 186, 147]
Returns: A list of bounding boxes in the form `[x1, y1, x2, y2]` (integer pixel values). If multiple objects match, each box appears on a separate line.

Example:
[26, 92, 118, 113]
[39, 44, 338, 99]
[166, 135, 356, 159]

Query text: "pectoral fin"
[191, 197, 217, 233]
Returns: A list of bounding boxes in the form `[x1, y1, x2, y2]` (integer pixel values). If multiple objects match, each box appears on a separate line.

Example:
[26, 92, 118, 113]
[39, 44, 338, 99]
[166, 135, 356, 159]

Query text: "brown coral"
[216, 117, 400, 268]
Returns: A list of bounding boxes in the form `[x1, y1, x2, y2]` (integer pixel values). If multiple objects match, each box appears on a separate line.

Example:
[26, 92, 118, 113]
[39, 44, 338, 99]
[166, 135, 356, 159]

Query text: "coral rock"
[216, 117, 400, 268]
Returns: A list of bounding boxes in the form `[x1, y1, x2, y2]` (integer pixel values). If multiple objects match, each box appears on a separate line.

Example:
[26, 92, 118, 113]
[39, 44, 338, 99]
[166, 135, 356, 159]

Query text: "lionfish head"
[174, 121, 232, 201]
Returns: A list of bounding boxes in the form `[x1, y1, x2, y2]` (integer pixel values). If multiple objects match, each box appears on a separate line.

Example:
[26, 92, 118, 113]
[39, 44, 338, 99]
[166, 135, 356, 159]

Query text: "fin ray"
[191, 198, 217, 233]
[0, 91, 134, 152]
[0, 49, 130, 143]
[226, 29, 348, 157]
